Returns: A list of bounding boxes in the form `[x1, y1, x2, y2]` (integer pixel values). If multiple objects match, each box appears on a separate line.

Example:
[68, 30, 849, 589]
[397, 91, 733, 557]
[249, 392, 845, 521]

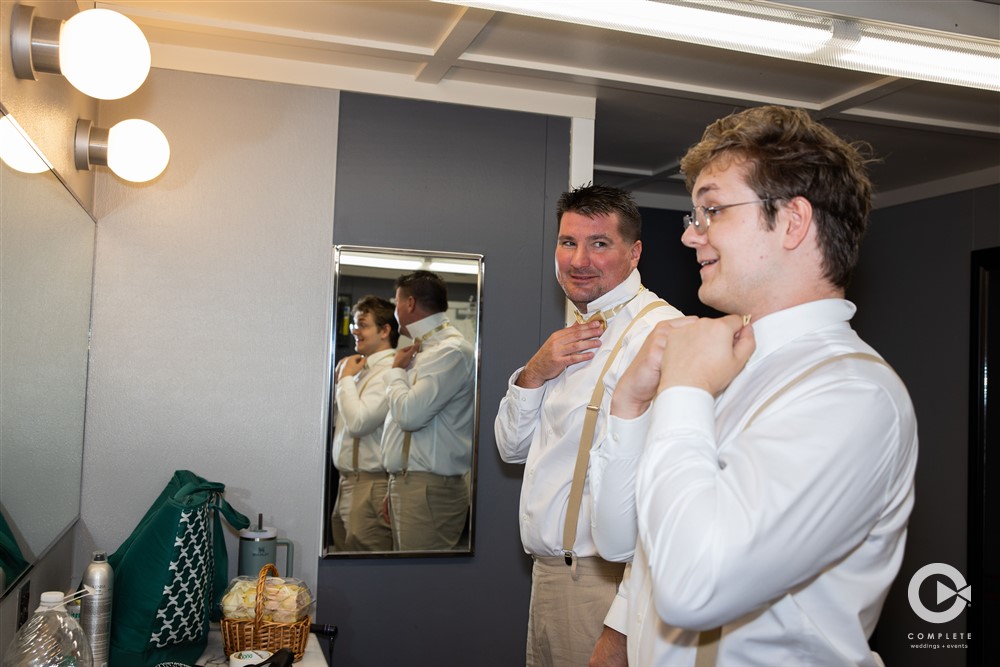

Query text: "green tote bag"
[107, 470, 250, 667]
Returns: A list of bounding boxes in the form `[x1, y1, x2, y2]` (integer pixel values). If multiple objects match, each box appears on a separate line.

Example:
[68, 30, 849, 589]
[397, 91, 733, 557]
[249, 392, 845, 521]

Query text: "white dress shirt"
[495, 270, 683, 558]
[381, 312, 475, 476]
[591, 299, 918, 666]
[331, 348, 394, 473]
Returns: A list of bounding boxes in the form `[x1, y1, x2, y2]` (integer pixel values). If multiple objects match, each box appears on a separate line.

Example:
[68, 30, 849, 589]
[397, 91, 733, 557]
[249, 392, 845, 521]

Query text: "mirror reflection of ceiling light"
[11, 4, 151, 100]
[428, 261, 480, 275]
[432, 0, 1000, 91]
[340, 253, 424, 272]
[75, 119, 170, 183]
[0, 114, 51, 174]
[340, 253, 482, 275]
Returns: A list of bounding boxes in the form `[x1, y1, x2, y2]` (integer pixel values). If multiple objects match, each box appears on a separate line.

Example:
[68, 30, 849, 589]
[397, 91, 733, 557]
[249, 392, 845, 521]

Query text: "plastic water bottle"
[2, 591, 93, 666]
[79, 552, 112, 667]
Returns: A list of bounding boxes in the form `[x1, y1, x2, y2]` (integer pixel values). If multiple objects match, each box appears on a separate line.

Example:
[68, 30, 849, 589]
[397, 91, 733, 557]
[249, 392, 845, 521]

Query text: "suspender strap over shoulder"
[561, 300, 669, 572]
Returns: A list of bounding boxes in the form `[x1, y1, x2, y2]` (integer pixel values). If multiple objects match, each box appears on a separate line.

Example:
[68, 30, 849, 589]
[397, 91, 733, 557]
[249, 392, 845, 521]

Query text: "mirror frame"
[322, 244, 483, 558]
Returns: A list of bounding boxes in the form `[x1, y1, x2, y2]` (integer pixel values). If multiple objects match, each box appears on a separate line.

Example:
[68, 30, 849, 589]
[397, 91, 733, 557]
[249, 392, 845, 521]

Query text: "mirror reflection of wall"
[0, 119, 96, 596]
[325, 245, 482, 557]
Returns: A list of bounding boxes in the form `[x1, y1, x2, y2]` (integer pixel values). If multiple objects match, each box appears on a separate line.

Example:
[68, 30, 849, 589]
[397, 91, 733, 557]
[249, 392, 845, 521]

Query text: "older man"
[496, 184, 683, 667]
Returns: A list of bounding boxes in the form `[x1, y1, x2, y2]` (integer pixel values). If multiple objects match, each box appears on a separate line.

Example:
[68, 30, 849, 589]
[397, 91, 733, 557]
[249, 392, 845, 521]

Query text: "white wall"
[77, 68, 339, 596]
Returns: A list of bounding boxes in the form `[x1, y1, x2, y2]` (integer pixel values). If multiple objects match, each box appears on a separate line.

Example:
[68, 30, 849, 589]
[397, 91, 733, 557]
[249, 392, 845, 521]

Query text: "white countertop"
[197, 624, 329, 666]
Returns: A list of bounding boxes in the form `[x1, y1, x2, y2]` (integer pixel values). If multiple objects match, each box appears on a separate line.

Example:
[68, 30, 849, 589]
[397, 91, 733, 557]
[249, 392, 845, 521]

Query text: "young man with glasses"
[589, 105, 918, 666]
[330, 295, 399, 551]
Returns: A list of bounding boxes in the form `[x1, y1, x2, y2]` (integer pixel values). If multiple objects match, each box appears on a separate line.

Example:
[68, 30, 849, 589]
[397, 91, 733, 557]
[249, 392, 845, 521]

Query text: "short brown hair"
[557, 183, 642, 244]
[395, 270, 448, 314]
[353, 295, 399, 347]
[680, 105, 876, 289]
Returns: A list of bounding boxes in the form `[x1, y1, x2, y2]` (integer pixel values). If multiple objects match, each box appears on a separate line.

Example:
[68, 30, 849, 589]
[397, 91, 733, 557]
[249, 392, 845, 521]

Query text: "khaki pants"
[387, 471, 469, 551]
[344, 472, 392, 551]
[330, 476, 351, 551]
[526, 556, 625, 667]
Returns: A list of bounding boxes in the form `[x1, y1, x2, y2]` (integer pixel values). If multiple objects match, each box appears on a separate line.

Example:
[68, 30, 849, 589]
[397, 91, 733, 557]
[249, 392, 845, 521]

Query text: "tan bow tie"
[574, 308, 613, 330]
[574, 290, 643, 330]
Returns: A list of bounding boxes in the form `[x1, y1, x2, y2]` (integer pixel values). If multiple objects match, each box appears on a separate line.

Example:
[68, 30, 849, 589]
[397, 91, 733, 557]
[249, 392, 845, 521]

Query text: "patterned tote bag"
[108, 470, 250, 666]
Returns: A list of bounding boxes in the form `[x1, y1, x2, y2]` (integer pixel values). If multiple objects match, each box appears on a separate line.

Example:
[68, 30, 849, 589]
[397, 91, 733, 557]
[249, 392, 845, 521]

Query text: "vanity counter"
[197, 624, 330, 666]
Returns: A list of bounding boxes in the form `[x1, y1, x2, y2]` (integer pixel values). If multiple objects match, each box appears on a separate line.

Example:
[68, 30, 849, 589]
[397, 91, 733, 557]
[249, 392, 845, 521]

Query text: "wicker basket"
[221, 563, 311, 662]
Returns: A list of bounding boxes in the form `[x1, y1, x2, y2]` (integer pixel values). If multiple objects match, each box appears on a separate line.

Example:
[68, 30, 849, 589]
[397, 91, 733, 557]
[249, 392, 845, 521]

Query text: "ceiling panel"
[99, 0, 1000, 208]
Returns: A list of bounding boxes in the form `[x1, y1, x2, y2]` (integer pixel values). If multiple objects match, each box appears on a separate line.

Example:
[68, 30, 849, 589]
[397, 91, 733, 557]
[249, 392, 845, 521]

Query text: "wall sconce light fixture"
[11, 4, 151, 100]
[75, 119, 170, 183]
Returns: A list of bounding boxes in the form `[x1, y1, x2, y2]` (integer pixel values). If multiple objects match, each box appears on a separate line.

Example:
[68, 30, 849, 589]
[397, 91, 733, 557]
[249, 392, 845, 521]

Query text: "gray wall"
[317, 92, 569, 667]
[78, 68, 340, 595]
[850, 185, 999, 666]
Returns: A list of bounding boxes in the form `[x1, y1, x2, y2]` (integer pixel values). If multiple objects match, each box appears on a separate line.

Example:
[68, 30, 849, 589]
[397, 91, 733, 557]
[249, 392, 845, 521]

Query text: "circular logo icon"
[908, 563, 971, 624]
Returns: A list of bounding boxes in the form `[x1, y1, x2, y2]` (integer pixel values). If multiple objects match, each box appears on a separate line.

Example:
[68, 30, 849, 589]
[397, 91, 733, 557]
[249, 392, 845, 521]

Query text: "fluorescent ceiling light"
[437, 0, 830, 57]
[433, 0, 1000, 91]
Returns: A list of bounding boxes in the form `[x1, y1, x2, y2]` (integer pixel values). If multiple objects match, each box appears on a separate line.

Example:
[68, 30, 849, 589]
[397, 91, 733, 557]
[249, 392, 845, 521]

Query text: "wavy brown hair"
[680, 105, 877, 289]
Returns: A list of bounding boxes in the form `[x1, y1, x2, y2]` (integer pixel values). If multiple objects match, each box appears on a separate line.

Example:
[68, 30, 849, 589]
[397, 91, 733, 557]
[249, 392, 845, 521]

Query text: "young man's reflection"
[330, 296, 397, 552]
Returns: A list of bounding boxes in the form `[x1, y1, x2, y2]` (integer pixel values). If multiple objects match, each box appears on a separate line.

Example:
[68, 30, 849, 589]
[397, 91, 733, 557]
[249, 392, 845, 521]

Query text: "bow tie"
[574, 307, 617, 330]
[574, 289, 643, 329]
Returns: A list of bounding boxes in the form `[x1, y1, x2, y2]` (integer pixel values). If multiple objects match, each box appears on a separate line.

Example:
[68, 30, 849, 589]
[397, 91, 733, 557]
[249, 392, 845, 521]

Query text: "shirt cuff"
[603, 566, 631, 634]
[603, 410, 652, 459]
[506, 367, 544, 410]
[650, 385, 715, 437]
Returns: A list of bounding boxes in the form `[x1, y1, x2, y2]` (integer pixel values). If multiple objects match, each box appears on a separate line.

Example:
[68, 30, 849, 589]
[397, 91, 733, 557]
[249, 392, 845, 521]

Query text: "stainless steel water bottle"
[80, 551, 113, 667]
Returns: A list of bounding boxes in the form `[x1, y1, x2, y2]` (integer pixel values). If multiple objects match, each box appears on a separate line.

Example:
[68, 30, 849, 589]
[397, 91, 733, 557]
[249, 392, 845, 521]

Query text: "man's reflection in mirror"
[330, 296, 398, 551]
[382, 271, 475, 550]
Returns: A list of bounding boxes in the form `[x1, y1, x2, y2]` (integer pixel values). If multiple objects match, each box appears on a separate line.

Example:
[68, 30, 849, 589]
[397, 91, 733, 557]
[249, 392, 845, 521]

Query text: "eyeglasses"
[683, 197, 774, 234]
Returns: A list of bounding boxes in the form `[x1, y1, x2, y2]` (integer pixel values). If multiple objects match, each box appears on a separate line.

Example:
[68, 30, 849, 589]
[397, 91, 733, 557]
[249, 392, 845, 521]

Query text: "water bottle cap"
[37, 591, 67, 611]
[239, 526, 277, 539]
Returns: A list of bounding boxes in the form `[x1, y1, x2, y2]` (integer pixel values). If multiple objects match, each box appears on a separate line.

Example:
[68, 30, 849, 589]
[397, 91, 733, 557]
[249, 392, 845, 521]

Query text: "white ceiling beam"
[149, 42, 595, 120]
[417, 8, 495, 84]
[815, 77, 918, 118]
[98, 1, 433, 60]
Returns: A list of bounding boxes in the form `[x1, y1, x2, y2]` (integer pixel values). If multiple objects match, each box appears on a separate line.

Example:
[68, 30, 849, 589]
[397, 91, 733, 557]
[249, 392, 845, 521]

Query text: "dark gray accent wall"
[850, 185, 999, 667]
[318, 92, 569, 667]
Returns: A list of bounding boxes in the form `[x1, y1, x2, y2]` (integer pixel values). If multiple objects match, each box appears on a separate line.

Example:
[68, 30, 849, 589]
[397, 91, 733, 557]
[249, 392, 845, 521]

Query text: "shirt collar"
[747, 298, 857, 366]
[364, 348, 395, 366]
[406, 311, 450, 341]
[579, 269, 643, 317]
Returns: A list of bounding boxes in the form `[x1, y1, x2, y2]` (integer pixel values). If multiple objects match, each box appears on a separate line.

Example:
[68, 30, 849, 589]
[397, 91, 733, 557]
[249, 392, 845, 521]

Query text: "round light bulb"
[59, 9, 151, 100]
[107, 119, 170, 182]
[0, 115, 49, 174]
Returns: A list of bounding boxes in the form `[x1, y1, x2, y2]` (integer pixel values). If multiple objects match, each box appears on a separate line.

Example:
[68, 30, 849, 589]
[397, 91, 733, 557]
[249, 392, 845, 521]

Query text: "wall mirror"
[323, 245, 482, 558]
[0, 110, 96, 596]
